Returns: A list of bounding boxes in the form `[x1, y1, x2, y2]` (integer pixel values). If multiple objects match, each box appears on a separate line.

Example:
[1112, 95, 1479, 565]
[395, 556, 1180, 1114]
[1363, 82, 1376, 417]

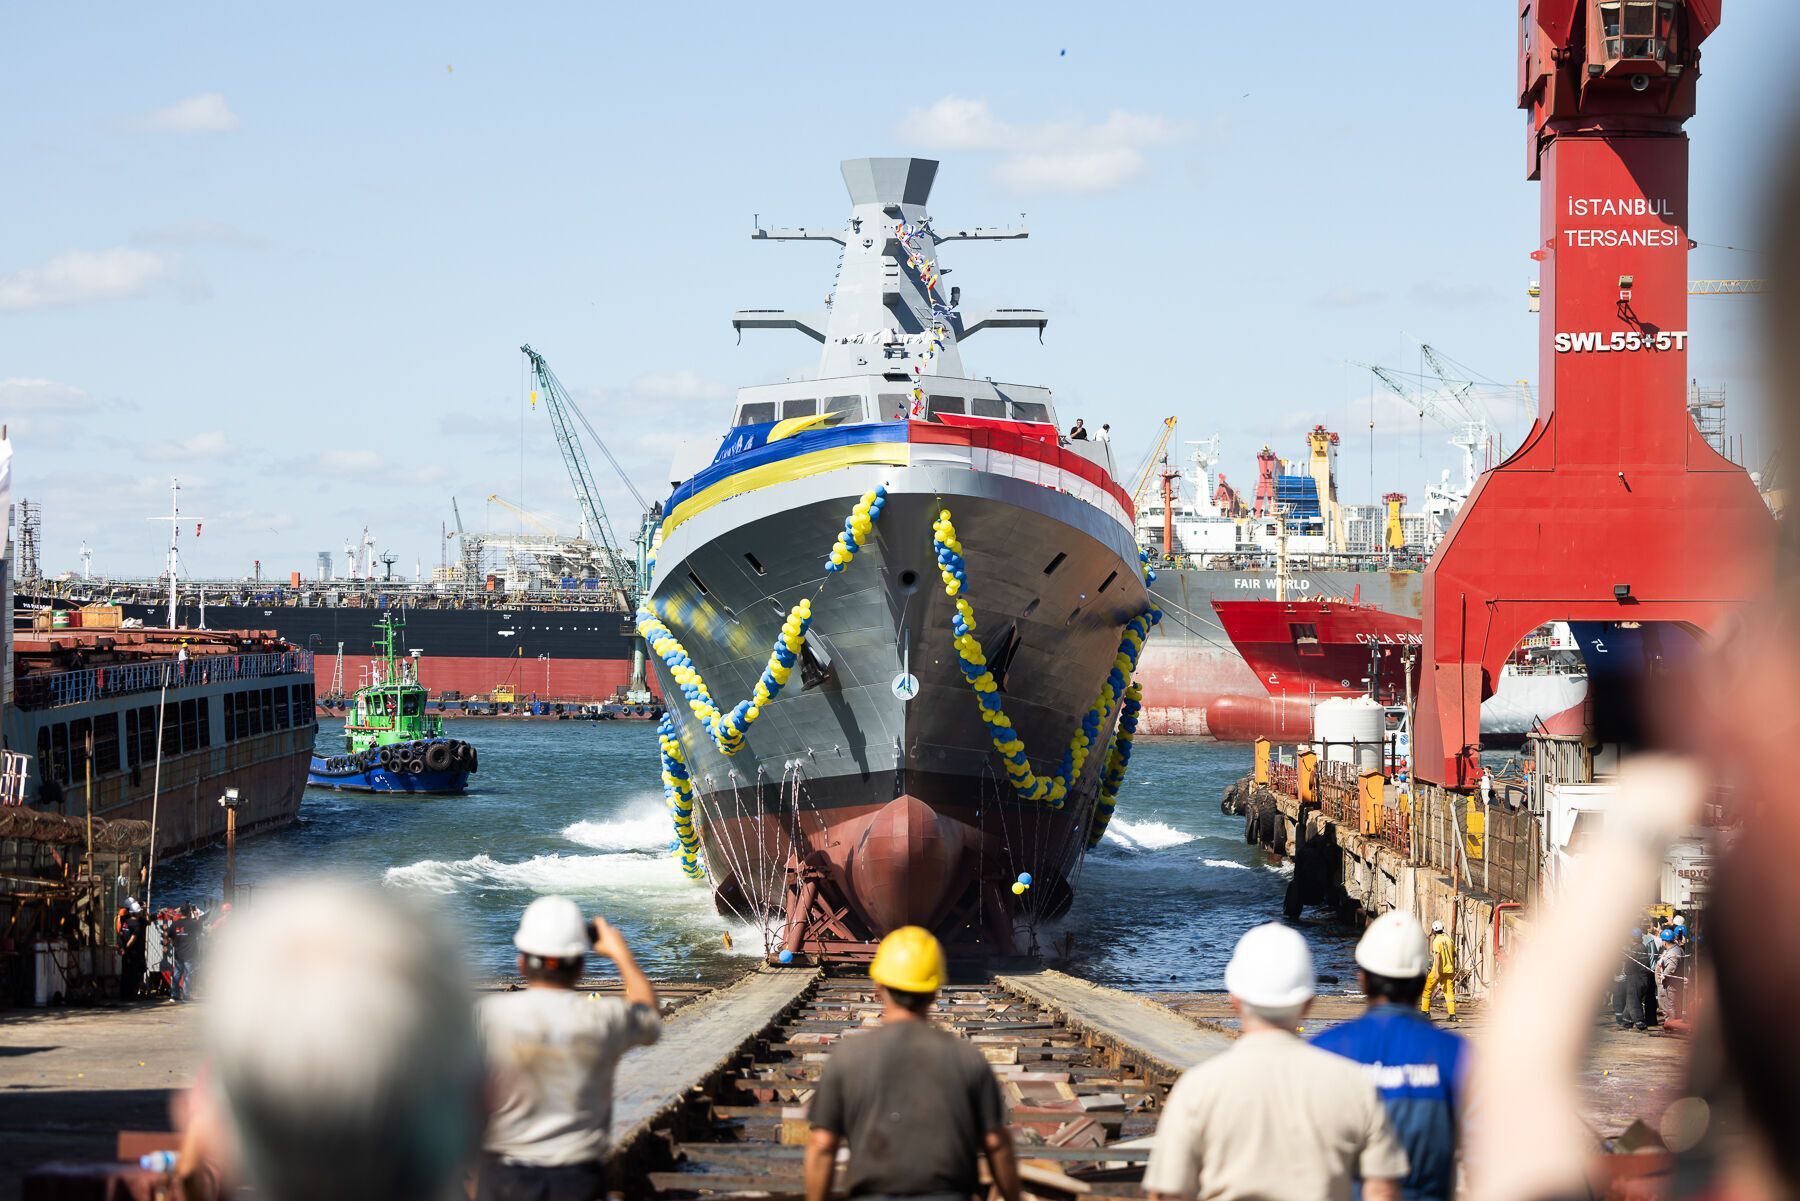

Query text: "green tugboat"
[307, 615, 478, 793]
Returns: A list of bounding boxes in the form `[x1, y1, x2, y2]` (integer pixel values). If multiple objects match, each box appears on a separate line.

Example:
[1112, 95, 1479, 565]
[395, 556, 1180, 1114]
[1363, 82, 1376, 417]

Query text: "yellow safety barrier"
[1254, 737, 1270, 786]
[1298, 749, 1318, 804]
[1359, 771, 1383, 838]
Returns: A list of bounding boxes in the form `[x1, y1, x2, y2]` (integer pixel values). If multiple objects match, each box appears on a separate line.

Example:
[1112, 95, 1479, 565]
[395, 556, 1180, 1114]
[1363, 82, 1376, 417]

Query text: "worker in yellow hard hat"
[804, 926, 1021, 1201]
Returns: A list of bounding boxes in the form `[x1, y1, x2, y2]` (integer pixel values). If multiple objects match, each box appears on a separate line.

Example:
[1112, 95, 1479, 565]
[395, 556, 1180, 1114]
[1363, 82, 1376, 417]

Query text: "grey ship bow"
[643, 157, 1148, 958]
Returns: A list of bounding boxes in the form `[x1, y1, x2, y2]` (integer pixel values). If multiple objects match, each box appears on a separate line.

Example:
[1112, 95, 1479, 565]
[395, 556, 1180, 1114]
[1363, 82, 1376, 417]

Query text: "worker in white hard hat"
[1143, 923, 1409, 1201]
[1313, 911, 1469, 1201]
[1420, 919, 1457, 1021]
[476, 895, 660, 1201]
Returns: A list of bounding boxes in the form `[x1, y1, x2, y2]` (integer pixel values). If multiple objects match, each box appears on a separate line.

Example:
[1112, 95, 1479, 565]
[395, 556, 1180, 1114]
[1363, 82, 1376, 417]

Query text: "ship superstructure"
[641, 159, 1152, 958]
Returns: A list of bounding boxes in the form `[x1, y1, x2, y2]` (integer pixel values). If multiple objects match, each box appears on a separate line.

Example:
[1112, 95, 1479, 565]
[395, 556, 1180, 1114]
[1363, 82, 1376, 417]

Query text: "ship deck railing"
[14, 651, 314, 711]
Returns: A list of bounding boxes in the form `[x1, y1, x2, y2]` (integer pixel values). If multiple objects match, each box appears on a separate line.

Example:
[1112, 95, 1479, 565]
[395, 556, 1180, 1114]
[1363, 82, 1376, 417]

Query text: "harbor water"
[160, 719, 1358, 990]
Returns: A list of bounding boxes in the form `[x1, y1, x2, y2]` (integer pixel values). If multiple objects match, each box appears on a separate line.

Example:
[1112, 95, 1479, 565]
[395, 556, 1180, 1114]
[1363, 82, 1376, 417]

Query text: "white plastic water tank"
[32, 939, 66, 1007]
[1313, 697, 1385, 774]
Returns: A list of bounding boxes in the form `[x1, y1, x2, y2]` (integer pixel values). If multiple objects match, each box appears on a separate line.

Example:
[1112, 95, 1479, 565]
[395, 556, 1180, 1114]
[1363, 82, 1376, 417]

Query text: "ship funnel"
[840, 157, 937, 208]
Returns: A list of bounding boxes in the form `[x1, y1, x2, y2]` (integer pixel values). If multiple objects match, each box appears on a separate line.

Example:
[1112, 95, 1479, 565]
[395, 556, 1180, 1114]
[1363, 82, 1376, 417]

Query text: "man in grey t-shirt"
[477, 896, 661, 1201]
[805, 926, 1021, 1201]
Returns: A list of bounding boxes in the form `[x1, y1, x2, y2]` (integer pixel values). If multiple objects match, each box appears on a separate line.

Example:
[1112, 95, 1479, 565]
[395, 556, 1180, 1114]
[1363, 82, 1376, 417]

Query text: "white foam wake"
[384, 850, 687, 895]
[562, 806, 673, 854]
[1102, 818, 1199, 851]
[1200, 858, 1251, 872]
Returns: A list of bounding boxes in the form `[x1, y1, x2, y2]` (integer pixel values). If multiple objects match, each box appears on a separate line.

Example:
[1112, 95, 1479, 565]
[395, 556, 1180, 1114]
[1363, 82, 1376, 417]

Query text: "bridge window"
[1010, 401, 1051, 424]
[734, 401, 777, 427]
[927, 395, 965, 420]
[181, 699, 199, 751]
[69, 719, 90, 782]
[971, 396, 1005, 418]
[781, 398, 817, 420]
[878, 393, 909, 421]
[274, 687, 290, 730]
[824, 395, 863, 422]
[94, 714, 121, 774]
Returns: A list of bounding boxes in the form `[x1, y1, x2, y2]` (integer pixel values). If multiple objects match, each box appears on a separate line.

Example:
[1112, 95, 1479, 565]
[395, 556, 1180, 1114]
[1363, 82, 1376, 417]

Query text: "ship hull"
[307, 756, 471, 794]
[5, 666, 318, 858]
[648, 451, 1145, 955]
[110, 601, 642, 703]
[1139, 568, 1423, 735]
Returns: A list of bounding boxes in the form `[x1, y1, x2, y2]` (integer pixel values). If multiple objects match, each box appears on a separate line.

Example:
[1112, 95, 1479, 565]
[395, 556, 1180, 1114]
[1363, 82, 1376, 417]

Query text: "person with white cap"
[1312, 911, 1469, 1201]
[117, 896, 148, 1002]
[477, 895, 660, 1201]
[1143, 923, 1408, 1201]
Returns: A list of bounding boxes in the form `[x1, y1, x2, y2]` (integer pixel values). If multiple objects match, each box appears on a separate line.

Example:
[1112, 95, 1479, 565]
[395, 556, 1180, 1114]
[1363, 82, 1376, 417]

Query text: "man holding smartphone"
[478, 896, 661, 1201]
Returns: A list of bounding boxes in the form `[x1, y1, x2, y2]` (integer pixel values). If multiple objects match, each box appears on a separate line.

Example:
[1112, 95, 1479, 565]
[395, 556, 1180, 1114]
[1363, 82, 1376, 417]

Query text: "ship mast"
[160, 478, 182, 628]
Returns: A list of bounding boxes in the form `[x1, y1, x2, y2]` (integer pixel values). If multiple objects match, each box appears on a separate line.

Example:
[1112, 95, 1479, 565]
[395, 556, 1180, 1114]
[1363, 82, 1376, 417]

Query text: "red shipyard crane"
[1412, 1, 1773, 785]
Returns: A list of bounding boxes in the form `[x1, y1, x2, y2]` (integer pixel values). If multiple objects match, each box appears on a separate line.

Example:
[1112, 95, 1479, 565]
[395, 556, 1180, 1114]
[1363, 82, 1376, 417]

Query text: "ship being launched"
[640, 158, 1153, 958]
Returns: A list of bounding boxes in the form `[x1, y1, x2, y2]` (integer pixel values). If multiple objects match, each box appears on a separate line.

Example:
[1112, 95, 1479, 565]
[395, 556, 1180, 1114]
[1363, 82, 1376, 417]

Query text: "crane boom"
[520, 344, 636, 597]
[1130, 417, 1179, 510]
[1688, 279, 1766, 294]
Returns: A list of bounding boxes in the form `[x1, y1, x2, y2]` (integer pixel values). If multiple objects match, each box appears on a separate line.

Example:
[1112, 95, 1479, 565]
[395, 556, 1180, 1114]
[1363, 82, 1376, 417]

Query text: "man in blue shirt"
[1313, 912, 1469, 1201]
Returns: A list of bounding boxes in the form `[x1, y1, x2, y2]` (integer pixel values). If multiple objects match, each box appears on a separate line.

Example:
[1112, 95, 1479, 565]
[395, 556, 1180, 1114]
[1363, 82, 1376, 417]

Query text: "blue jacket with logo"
[1311, 1006, 1468, 1201]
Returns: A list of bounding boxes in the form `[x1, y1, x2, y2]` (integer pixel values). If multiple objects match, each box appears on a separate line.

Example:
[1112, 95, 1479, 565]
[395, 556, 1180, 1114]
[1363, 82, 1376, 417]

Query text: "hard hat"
[1224, 923, 1315, 1009]
[125, 896, 142, 913]
[869, 925, 946, 994]
[1355, 911, 1430, 979]
[1673, 914, 1687, 927]
[513, 896, 591, 960]
[1431, 920, 1445, 934]
[1661, 928, 1676, 942]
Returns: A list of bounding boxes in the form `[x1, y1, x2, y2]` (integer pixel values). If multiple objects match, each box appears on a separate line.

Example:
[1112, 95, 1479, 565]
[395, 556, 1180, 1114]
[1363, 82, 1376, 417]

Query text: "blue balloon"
[1018, 872, 1033, 885]
[778, 949, 795, 964]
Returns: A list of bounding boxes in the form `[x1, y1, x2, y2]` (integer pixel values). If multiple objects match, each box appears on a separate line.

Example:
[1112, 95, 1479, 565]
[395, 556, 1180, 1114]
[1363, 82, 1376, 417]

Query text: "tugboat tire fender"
[424, 743, 453, 772]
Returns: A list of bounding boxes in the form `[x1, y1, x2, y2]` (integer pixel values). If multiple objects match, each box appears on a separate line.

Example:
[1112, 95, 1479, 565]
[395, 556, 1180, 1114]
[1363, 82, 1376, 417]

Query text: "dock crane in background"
[485, 493, 566, 538]
[521, 344, 663, 702]
[520, 345, 659, 602]
[1129, 417, 1178, 514]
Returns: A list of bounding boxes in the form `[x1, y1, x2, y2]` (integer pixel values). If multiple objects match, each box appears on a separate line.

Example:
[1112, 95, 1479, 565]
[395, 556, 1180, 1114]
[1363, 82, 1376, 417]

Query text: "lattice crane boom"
[1130, 417, 1179, 510]
[520, 344, 636, 599]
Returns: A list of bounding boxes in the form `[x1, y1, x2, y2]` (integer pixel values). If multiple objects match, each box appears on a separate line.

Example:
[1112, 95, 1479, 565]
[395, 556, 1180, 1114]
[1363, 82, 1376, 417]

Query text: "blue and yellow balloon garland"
[1087, 681, 1143, 847]
[638, 490, 888, 875]
[657, 715, 705, 879]
[931, 508, 1160, 810]
[827, 486, 886, 571]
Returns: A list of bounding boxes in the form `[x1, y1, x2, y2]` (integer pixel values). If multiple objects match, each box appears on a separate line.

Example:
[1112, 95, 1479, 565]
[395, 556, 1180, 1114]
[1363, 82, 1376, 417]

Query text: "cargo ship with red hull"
[1206, 597, 1588, 743]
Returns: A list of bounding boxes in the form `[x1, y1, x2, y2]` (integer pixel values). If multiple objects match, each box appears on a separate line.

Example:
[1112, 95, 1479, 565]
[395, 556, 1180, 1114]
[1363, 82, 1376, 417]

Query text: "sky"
[3, 2, 1794, 578]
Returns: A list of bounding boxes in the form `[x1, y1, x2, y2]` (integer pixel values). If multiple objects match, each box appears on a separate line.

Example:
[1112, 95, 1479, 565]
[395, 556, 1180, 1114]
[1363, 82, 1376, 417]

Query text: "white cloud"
[126, 92, 240, 135]
[318, 449, 382, 475]
[0, 248, 169, 312]
[133, 220, 268, 249]
[144, 430, 235, 462]
[897, 97, 1186, 194]
[315, 448, 445, 487]
[0, 377, 93, 411]
[629, 370, 732, 403]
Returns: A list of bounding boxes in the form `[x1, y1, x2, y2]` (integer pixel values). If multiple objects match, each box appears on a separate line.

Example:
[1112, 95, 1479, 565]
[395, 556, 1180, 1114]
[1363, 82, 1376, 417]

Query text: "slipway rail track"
[609, 969, 1234, 1199]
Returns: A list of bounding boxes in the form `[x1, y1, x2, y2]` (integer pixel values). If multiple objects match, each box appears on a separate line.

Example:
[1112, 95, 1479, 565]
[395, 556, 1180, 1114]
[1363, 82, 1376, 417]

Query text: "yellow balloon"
[1011, 882, 1026, 895]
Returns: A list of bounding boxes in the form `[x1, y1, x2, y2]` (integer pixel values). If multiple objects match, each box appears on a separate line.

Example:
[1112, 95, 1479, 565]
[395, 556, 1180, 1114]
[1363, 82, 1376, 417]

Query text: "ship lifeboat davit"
[848, 794, 968, 935]
[1204, 693, 1316, 742]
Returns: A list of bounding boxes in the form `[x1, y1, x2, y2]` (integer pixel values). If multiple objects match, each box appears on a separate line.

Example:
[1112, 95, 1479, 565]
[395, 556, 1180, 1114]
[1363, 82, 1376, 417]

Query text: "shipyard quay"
[3, 6, 1794, 1201]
